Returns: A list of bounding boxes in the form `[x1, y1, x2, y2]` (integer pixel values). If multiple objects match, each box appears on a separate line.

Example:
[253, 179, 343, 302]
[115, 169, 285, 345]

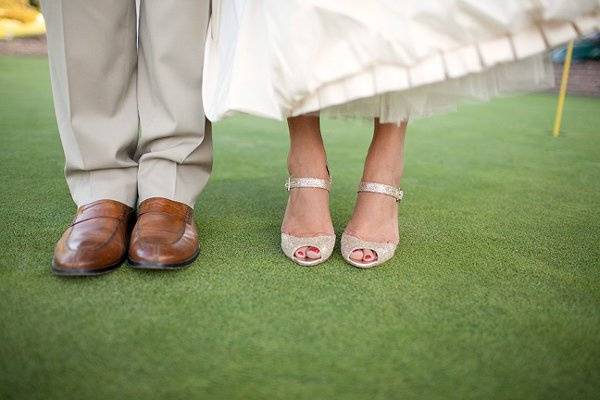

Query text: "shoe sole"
[126, 249, 200, 271]
[344, 259, 381, 269]
[288, 255, 330, 267]
[51, 258, 124, 277]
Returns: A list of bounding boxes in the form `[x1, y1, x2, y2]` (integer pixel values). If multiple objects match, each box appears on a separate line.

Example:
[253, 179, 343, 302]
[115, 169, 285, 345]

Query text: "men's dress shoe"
[52, 199, 134, 276]
[128, 197, 200, 270]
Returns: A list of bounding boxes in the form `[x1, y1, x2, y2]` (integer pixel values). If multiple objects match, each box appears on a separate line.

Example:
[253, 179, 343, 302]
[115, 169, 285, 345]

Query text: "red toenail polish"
[297, 252, 304, 257]
[311, 247, 320, 253]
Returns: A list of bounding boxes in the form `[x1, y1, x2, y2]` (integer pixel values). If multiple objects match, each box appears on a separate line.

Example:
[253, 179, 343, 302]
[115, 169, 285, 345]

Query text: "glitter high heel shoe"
[281, 176, 336, 267]
[341, 182, 404, 269]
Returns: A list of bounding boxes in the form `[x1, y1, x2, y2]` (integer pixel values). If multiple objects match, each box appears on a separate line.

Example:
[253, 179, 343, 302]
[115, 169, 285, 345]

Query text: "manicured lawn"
[1, 56, 599, 399]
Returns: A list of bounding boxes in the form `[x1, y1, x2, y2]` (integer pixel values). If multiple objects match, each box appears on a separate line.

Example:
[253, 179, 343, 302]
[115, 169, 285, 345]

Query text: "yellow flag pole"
[552, 40, 575, 138]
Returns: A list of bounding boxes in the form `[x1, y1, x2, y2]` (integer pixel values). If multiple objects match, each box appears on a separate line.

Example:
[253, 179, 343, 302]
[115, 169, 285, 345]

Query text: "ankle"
[362, 120, 406, 187]
[287, 152, 329, 179]
[361, 165, 403, 187]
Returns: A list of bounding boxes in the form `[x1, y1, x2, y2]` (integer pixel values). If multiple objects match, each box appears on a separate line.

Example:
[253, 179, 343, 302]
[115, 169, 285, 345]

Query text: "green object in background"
[1, 57, 600, 400]
[553, 33, 600, 62]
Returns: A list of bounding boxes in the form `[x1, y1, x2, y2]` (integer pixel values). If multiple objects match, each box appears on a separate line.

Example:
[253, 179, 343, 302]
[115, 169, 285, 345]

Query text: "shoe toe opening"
[294, 247, 307, 260]
[362, 249, 377, 263]
[306, 246, 322, 260]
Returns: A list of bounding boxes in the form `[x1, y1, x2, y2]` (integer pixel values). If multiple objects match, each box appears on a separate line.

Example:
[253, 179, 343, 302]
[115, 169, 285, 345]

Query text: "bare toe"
[350, 249, 364, 261]
[306, 246, 321, 260]
[362, 249, 377, 263]
[295, 246, 308, 260]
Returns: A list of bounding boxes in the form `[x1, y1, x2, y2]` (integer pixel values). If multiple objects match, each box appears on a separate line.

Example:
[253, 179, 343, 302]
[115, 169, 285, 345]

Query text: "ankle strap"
[285, 177, 331, 192]
[358, 182, 403, 202]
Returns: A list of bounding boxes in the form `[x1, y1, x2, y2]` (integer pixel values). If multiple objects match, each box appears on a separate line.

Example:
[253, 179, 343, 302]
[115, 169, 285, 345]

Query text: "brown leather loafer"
[52, 199, 134, 276]
[128, 197, 199, 270]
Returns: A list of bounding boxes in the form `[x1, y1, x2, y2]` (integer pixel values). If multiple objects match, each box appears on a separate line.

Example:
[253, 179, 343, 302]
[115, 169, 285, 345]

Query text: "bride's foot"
[345, 190, 400, 264]
[281, 116, 334, 264]
[344, 120, 407, 266]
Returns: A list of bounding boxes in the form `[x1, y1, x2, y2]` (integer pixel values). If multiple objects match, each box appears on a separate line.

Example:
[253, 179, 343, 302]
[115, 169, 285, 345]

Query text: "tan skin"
[282, 115, 407, 263]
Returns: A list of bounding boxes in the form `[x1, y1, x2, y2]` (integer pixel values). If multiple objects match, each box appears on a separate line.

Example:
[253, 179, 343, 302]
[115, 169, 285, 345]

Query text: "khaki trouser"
[41, 0, 212, 208]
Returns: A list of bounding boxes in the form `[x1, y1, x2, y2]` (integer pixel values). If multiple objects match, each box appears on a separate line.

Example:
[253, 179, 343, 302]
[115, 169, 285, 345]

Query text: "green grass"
[1, 56, 599, 400]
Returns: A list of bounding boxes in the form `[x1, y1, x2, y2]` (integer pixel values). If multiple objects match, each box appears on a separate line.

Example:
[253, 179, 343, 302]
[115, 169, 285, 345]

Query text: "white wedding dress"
[203, 0, 600, 123]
